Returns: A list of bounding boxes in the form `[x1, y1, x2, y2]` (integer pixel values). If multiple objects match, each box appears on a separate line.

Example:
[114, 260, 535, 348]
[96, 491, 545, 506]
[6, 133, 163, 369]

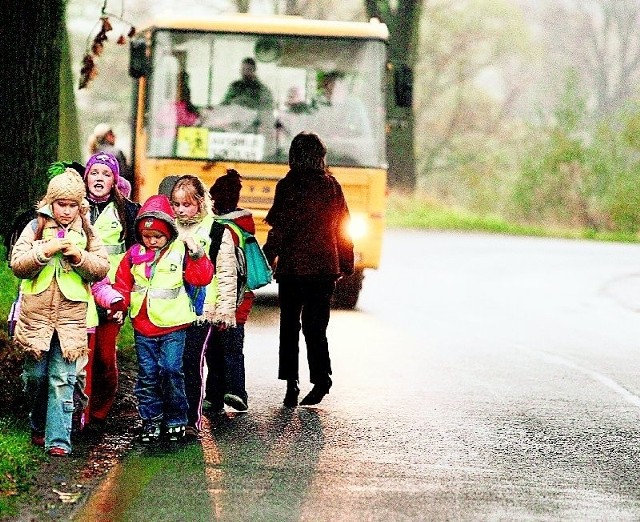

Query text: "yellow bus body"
[131, 15, 388, 276]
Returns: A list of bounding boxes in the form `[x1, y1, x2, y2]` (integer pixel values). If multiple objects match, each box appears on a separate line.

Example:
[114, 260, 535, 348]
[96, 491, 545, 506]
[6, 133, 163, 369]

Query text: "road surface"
[76, 230, 640, 521]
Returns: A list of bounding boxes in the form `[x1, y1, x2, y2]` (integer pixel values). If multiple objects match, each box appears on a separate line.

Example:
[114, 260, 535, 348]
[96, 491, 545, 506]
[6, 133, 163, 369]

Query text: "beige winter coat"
[204, 228, 237, 327]
[10, 214, 109, 361]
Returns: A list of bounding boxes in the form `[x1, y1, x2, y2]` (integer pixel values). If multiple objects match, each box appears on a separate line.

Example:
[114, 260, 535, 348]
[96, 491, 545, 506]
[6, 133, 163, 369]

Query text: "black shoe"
[300, 381, 331, 406]
[283, 381, 300, 408]
[224, 393, 248, 412]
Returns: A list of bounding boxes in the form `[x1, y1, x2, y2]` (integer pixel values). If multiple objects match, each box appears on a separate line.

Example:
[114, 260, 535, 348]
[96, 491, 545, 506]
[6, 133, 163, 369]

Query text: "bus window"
[145, 30, 386, 168]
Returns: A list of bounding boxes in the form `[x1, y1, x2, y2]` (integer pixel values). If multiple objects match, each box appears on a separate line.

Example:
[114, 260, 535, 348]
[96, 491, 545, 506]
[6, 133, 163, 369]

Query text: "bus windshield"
[146, 29, 387, 168]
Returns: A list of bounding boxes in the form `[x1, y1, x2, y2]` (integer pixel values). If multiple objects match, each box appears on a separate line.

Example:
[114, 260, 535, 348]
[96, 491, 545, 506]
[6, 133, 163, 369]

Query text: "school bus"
[129, 14, 410, 308]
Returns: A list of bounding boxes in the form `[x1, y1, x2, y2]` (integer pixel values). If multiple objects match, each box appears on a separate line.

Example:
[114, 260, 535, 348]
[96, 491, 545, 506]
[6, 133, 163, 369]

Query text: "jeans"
[22, 333, 77, 453]
[205, 324, 247, 409]
[134, 330, 188, 427]
[277, 277, 335, 385]
[183, 323, 211, 429]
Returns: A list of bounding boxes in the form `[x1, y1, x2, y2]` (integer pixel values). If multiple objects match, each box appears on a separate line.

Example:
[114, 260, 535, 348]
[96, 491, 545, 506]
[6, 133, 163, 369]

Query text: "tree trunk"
[59, 27, 82, 163]
[366, 0, 419, 191]
[0, 0, 64, 235]
[235, 0, 250, 13]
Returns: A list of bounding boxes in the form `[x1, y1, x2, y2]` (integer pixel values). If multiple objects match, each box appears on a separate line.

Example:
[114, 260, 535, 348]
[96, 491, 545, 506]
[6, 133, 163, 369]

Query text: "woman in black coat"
[263, 132, 354, 407]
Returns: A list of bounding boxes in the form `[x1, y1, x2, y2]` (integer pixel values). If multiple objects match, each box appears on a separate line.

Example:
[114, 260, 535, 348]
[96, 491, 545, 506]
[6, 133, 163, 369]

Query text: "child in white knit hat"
[10, 168, 109, 456]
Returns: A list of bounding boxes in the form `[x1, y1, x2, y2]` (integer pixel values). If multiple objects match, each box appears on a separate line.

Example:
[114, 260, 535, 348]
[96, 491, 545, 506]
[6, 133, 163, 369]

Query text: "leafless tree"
[539, 0, 640, 118]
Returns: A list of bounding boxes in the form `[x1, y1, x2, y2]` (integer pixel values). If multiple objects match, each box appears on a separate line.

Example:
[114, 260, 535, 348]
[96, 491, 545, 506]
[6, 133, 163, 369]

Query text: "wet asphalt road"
[76, 230, 640, 521]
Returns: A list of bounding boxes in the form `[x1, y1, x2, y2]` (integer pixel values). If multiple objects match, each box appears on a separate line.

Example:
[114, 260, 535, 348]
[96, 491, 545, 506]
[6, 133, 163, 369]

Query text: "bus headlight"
[348, 214, 368, 240]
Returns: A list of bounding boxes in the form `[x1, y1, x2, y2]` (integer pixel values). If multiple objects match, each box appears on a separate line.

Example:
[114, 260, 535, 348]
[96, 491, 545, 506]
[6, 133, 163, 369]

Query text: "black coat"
[264, 168, 354, 279]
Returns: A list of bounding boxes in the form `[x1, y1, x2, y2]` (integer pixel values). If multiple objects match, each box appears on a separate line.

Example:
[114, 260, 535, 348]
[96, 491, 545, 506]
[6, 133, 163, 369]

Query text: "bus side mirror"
[129, 38, 149, 78]
[394, 64, 413, 108]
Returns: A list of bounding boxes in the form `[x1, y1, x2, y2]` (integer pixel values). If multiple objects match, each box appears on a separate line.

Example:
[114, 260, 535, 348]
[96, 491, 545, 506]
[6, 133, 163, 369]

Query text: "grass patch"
[0, 251, 41, 517]
[386, 192, 640, 243]
[0, 244, 137, 514]
[0, 418, 45, 518]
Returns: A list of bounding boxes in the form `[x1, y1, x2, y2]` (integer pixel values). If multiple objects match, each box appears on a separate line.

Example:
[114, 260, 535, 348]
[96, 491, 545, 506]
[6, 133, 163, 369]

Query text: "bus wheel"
[332, 269, 364, 309]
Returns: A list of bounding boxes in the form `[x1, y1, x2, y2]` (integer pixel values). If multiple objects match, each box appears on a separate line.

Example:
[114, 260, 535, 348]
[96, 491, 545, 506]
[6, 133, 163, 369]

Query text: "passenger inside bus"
[221, 57, 274, 110]
[313, 71, 371, 138]
[284, 86, 311, 114]
[175, 71, 200, 127]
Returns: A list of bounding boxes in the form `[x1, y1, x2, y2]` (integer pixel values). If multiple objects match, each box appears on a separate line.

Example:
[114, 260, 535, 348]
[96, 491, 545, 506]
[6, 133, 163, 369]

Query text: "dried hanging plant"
[78, 1, 136, 90]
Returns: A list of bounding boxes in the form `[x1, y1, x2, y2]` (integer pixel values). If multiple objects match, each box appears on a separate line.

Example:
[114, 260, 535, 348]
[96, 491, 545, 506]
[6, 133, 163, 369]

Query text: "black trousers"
[277, 276, 336, 385]
[182, 323, 210, 428]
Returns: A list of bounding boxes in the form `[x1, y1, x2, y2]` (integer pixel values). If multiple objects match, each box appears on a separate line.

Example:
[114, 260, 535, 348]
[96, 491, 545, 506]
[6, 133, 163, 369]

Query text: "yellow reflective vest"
[189, 214, 219, 306]
[129, 240, 196, 327]
[20, 226, 99, 327]
[94, 202, 125, 283]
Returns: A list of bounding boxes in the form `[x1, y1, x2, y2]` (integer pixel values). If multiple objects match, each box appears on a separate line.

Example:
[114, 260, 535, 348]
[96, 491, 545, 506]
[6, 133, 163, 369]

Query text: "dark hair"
[242, 57, 256, 69]
[210, 169, 242, 214]
[111, 185, 129, 242]
[289, 132, 327, 172]
[158, 175, 180, 198]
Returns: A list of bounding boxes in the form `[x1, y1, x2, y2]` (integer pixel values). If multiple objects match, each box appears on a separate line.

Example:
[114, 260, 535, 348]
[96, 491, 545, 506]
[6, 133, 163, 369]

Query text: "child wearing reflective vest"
[113, 195, 214, 443]
[169, 175, 215, 439]
[81, 152, 140, 429]
[10, 168, 110, 456]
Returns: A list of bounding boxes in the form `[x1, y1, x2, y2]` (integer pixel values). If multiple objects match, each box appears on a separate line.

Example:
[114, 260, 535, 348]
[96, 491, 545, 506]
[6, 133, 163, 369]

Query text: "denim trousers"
[22, 333, 77, 453]
[183, 322, 211, 429]
[205, 324, 247, 409]
[277, 277, 335, 385]
[134, 330, 188, 427]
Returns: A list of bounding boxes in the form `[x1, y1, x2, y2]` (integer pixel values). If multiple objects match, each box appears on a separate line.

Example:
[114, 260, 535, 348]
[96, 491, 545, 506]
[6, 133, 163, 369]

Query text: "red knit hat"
[137, 217, 172, 239]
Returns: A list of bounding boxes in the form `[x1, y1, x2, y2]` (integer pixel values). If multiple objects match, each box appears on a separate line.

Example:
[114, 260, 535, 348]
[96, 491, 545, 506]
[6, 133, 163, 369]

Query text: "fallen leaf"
[52, 488, 82, 504]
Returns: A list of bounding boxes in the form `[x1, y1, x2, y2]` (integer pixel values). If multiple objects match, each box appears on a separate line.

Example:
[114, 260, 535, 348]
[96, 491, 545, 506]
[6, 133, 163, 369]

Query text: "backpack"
[183, 255, 207, 316]
[210, 219, 272, 293]
[5, 210, 36, 264]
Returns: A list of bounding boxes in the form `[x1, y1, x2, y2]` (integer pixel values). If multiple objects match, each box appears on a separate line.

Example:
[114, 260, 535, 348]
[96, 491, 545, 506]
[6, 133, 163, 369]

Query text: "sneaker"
[47, 447, 69, 457]
[165, 425, 185, 442]
[140, 421, 161, 444]
[31, 431, 45, 447]
[223, 393, 248, 412]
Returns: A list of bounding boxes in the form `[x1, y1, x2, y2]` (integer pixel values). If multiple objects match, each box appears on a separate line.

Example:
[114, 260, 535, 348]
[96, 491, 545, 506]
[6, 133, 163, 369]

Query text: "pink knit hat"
[117, 177, 131, 198]
[84, 152, 120, 183]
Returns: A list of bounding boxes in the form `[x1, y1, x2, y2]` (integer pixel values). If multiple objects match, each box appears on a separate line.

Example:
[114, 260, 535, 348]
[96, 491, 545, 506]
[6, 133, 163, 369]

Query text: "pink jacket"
[91, 276, 124, 309]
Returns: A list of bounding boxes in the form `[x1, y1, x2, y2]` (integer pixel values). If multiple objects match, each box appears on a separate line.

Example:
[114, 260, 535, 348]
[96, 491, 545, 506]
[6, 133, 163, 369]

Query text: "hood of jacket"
[134, 194, 178, 243]
[215, 208, 255, 234]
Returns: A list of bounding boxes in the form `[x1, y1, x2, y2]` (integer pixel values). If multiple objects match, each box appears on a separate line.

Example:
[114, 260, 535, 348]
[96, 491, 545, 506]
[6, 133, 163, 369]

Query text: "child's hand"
[183, 236, 198, 255]
[42, 238, 65, 258]
[60, 241, 82, 264]
[109, 310, 124, 324]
